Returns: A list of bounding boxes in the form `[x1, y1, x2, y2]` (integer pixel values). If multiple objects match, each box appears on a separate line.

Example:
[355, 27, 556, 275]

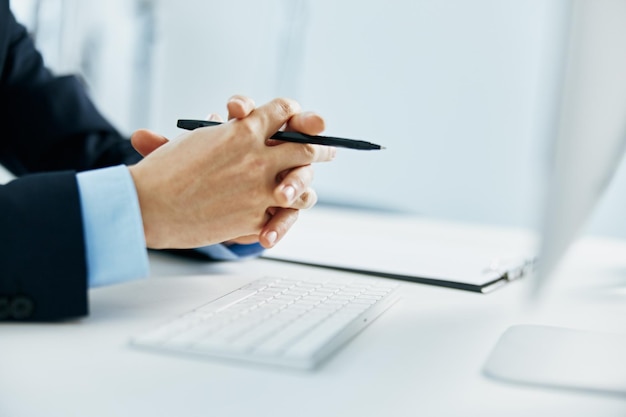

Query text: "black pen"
[177, 119, 385, 151]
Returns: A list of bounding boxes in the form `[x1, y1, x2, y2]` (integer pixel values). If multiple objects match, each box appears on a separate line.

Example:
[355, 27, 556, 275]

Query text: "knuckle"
[248, 187, 264, 207]
[299, 164, 315, 182]
[272, 97, 298, 119]
[300, 143, 317, 160]
[251, 156, 271, 175]
[300, 189, 317, 208]
[326, 146, 337, 161]
[235, 118, 261, 143]
[290, 173, 307, 190]
[279, 209, 299, 233]
[273, 187, 287, 206]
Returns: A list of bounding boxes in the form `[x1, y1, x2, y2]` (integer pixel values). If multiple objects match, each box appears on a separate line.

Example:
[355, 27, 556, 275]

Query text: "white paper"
[264, 208, 536, 289]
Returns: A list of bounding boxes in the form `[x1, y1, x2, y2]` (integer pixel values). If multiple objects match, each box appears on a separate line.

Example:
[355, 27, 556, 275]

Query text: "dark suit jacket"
[0, 1, 142, 321]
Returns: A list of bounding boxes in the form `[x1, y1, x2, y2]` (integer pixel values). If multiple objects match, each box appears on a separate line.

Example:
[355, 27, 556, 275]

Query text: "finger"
[206, 113, 224, 122]
[274, 165, 314, 207]
[290, 187, 318, 210]
[266, 111, 326, 147]
[270, 142, 336, 172]
[227, 95, 256, 120]
[285, 111, 326, 135]
[131, 129, 169, 157]
[259, 208, 299, 248]
[242, 97, 302, 140]
[271, 187, 318, 211]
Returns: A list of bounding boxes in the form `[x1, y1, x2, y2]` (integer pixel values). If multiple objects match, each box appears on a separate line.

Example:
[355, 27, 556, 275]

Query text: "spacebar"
[196, 289, 258, 313]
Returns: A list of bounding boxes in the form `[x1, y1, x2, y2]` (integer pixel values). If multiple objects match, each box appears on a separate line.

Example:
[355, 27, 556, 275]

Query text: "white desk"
[2, 208, 626, 416]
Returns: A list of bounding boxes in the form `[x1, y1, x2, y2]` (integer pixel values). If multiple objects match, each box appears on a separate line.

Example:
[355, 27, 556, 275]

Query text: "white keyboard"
[131, 276, 399, 370]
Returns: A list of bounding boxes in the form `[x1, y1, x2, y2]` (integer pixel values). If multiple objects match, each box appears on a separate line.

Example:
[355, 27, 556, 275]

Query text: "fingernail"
[266, 231, 278, 246]
[282, 185, 296, 202]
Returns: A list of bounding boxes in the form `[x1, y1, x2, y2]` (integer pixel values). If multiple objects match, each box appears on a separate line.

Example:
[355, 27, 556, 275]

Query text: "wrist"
[128, 164, 161, 249]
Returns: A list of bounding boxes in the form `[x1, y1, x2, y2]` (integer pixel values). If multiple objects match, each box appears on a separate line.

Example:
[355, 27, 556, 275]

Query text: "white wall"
[295, 0, 565, 227]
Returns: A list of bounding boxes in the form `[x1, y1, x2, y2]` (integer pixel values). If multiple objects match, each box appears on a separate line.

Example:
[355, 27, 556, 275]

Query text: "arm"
[0, 171, 87, 320]
[0, 4, 141, 175]
[0, 3, 141, 321]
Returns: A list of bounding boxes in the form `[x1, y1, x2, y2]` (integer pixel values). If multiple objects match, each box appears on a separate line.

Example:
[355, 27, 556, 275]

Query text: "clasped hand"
[128, 96, 336, 250]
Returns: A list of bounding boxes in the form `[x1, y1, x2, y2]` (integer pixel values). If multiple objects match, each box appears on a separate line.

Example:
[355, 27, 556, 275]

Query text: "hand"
[129, 97, 335, 249]
[220, 95, 327, 247]
[131, 96, 327, 248]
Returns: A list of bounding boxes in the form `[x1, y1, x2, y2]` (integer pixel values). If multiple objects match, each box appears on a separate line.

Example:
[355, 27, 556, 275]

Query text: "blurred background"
[9, 0, 626, 238]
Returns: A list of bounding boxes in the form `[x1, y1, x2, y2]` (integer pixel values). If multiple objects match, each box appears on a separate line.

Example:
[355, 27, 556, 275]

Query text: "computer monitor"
[483, 0, 626, 395]
[532, 0, 626, 298]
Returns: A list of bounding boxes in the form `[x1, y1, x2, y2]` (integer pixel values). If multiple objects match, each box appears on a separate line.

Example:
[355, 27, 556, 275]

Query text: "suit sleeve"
[0, 171, 87, 320]
[0, 3, 142, 321]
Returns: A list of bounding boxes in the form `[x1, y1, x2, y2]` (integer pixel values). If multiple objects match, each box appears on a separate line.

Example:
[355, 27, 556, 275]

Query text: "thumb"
[131, 129, 169, 157]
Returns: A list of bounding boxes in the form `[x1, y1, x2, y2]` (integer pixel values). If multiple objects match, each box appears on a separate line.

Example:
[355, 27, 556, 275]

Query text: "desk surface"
[2, 208, 626, 417]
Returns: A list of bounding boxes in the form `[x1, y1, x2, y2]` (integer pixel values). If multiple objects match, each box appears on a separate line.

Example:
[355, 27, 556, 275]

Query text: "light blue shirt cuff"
[77, 165, 149, 288]
[194, 242, 264, 260]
